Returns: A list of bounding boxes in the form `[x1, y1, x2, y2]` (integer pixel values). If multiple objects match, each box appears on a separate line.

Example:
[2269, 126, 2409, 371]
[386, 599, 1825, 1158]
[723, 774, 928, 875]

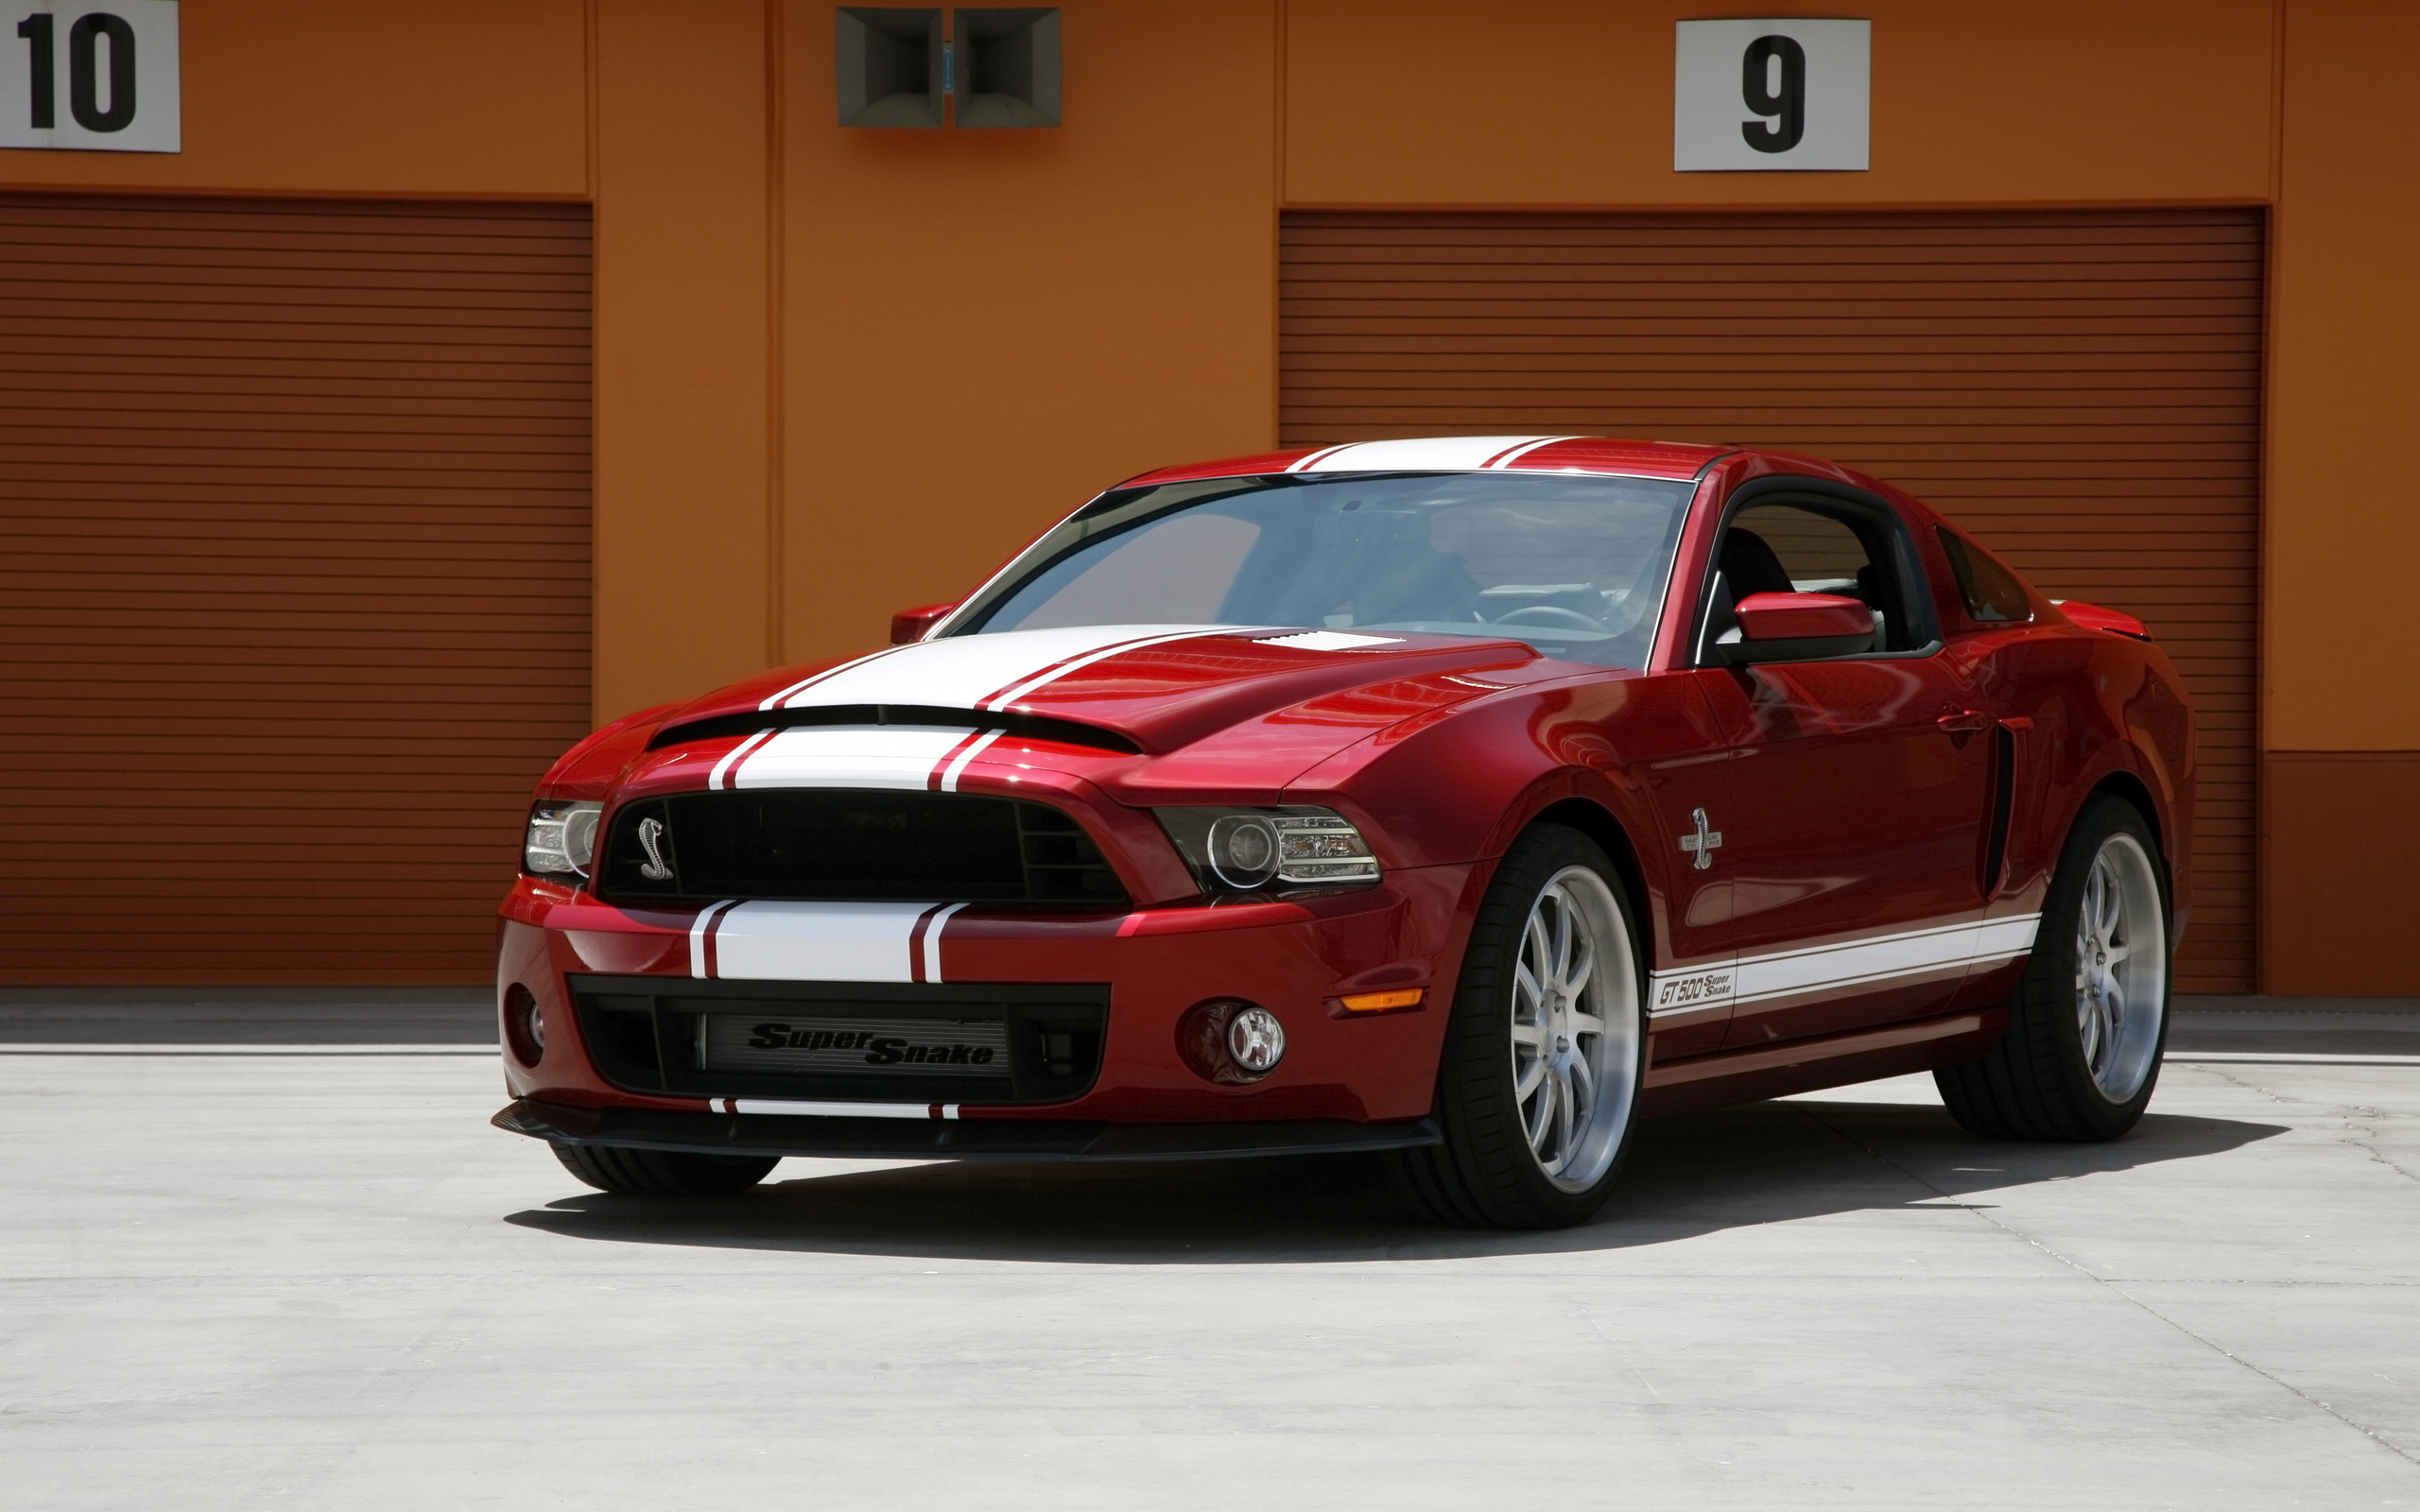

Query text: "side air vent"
[598, 790, 1126, 906]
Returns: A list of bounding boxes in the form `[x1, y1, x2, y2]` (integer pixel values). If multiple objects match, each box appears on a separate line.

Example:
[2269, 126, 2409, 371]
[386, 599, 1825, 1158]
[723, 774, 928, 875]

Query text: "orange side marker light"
[1336, 988, 1425, 1014]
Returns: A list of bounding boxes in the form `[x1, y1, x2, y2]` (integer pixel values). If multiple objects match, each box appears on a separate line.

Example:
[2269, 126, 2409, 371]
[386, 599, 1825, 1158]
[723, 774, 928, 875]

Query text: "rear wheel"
[1936, 794, 2171, 1142]
[1397, 824, 1647, 1228]
[550, 1141, 780, 1197]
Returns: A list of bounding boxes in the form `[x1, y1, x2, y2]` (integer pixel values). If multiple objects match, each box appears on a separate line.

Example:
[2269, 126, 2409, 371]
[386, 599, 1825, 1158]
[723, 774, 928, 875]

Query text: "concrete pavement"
[3, 1005, 2415, 1509]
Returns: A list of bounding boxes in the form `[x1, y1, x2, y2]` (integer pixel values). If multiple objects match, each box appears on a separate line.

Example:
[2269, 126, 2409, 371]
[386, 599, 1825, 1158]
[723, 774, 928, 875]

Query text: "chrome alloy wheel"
[1509, 866, 1642, 1193]
[2074, 831, 2169, 1102]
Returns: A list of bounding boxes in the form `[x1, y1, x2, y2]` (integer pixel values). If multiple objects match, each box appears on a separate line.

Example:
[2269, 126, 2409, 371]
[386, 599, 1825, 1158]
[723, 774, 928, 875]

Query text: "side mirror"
[1717, 592, 1876, 665]
[890, 601, 959, 644]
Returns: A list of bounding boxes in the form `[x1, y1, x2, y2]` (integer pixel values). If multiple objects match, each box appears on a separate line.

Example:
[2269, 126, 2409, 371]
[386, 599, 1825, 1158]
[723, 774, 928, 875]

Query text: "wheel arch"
[1529, 797, 1653, 949]
[2088, 767, 2166, 860]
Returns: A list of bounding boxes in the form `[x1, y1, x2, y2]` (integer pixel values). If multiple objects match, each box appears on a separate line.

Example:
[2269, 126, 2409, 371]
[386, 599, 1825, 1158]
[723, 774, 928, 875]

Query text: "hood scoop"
[656, 625, 1542, 761]
[648, 703, 1142, 756]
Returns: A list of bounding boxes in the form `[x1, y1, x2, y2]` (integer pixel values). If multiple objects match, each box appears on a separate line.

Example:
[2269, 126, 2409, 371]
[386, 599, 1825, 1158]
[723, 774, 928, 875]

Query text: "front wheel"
[551, 1142, 780, 1197]
[1397, 824, 1647, 1228]
[1936, 794, 2172, 1142]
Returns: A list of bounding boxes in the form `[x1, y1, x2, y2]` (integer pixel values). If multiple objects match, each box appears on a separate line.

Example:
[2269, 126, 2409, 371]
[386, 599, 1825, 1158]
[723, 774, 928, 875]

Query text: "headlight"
[1155, 806, 1381, 894]
[524, 800, 602, 878]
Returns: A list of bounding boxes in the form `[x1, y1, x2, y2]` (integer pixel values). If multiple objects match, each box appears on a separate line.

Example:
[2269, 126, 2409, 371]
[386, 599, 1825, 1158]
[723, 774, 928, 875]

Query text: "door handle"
[1937, 710, 1991, 734]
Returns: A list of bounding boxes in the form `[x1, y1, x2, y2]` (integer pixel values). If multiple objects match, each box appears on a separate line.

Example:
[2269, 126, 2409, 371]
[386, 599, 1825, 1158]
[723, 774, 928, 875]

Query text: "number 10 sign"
[0, 0, 178, 153]
[1674, 18, 1868, 172]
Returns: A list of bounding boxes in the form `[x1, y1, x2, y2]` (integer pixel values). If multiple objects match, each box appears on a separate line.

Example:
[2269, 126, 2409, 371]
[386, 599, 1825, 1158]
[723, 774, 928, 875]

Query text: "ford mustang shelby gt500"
[493, 435, 2192, 1228]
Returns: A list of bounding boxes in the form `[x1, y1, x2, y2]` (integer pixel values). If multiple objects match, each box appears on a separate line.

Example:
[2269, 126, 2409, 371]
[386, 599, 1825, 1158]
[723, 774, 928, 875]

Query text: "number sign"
[0, 1, 177, 153]
[1674, 18, 1867, 172]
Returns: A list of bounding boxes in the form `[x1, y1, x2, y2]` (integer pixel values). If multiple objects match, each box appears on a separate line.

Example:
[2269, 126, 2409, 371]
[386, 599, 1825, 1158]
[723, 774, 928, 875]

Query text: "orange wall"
[774, 0, 1279, 667]
[2265, 0, 2420, 750]
[592, 0, 774, 719]
[0, 0, 587, 197]
[1284, 0, 2273, 206]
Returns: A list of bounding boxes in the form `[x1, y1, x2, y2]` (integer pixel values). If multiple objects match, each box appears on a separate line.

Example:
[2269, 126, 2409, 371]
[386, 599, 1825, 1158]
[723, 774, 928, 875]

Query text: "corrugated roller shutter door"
[1281, 209, 2260, 992]
[0, 195, 591, 984]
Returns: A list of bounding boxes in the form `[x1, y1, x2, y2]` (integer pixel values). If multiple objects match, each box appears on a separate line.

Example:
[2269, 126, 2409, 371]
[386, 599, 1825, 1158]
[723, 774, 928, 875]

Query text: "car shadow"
[500, 1096, 2287, 1264]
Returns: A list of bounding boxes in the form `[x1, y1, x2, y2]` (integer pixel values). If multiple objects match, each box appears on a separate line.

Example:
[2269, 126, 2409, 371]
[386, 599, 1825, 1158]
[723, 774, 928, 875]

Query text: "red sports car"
[493, 436, 2191, 1228]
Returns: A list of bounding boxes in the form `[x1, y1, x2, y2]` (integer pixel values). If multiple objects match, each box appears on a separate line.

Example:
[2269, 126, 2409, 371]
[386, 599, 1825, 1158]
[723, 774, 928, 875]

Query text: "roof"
[1117, 435, 1731, 489]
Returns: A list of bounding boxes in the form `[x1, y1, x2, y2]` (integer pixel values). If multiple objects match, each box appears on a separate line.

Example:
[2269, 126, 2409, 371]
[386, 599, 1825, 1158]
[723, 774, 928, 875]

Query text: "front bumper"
[495, 864, 1481, 1129]
[494, 1096, 1441, 1162]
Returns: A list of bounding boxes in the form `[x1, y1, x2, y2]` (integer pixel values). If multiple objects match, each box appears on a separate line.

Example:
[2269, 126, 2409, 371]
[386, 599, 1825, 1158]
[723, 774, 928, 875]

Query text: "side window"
[1935, 526, 2032, 625]
[1702, 498, 1926, 659]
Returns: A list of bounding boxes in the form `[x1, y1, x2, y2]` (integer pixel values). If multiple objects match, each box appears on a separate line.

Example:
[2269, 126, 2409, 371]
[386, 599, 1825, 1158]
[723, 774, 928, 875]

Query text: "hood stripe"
[710, 728, 777, 789]
[978, 626, 1249, 711]
[758, 645, 906, 711]
[769, 624, 1237, 713]
[934, 728, 1004, 791]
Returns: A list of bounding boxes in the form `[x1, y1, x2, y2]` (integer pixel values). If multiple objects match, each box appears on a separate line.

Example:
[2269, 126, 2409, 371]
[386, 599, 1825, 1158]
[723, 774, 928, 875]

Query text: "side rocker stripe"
[1645, 912, 2043, 1018]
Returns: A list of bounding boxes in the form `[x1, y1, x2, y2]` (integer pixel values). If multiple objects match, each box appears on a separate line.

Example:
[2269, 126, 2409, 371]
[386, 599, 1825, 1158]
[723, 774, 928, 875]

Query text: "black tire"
[1395, 823, 1649, 1228]
[550, 1141, 780, 1197]
[1936, 794, 2173, 1142]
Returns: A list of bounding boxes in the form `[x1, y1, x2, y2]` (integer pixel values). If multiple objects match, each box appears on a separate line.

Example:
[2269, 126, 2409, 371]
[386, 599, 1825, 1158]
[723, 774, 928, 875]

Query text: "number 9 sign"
[0, 0, 178, 153]
[1674, 18, 1868, 172]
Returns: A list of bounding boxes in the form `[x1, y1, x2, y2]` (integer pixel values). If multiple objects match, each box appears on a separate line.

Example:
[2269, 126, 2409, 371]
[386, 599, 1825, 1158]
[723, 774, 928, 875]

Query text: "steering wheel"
[1492, 604, 1606, 632]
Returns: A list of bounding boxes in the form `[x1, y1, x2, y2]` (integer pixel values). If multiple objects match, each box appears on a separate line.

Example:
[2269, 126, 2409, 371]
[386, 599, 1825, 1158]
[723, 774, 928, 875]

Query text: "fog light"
[1176, 998, 1286, 1085]
[1226, 1006, 1285, 1073]
[503, 982, 544, 1068]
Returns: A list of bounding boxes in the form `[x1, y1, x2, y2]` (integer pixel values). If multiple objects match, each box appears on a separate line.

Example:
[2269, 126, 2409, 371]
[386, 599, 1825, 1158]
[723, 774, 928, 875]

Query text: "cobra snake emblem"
[636, 816, 674, 881]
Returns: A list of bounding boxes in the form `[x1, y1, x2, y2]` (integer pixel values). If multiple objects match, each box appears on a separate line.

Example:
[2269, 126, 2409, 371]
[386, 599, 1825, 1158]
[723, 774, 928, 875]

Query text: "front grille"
[596, 790, 1126, 905]
[568, 974, 1110, 1105]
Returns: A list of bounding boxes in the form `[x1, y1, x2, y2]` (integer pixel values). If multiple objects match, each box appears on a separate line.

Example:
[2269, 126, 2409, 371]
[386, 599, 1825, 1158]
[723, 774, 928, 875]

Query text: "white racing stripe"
[772, 625, 1237, 712]
[1254, 630, 1405, 651]
[921, 902, 968, 983]
[1284, 436, 1564, 473]
[937, 730, 1004, 791]
[757, 646, 906, 711]
[980, 626, 1248, 711]
[1646, 913, 2042, 1019]
[1969, 914, 2041, 964]
[708, 901, 941, 983]
[688, 899, 739, 979]
[1481, 436, 1583, 468]
[729, 727, 974, 790]
[707, 728, 776, 787]
[1734, 919, 1985, 1006]
[718, 1098, 936, 1120]
[718, 627, 1252, 788]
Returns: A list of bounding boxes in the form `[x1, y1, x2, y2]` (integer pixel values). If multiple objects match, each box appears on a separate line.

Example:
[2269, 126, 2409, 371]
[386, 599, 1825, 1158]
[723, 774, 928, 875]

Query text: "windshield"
[951, 472, 1699, 669]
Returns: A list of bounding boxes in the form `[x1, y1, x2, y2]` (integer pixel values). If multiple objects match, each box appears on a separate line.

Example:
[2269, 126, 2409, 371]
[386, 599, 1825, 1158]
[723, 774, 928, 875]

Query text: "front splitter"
[495, 1096, 1441, 1162]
